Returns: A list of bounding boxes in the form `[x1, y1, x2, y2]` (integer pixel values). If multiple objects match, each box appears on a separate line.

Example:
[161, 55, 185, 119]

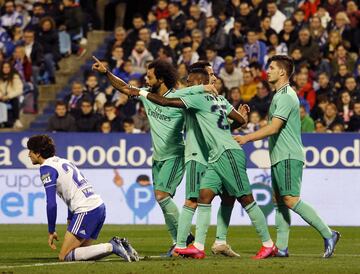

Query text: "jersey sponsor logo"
[147, 107, 171, 121]
[41, 173, 52, 184]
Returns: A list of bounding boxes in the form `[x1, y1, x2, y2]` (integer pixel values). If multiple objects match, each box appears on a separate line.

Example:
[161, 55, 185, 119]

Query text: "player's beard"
[149, 81, 161, 93]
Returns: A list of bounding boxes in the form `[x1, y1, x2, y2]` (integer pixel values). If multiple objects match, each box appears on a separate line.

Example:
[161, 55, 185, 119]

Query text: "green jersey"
[139, 88, 185, 161]
[180, 93, 241, 163]
[268, 84, 305, 165]
[169, 86, 208, 165]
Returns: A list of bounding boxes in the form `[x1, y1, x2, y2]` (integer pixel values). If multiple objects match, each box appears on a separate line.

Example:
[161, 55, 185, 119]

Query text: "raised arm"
[143, 91, 186, 108]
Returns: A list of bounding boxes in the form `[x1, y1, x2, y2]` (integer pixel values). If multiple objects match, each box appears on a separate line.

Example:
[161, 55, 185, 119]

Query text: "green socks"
[158, 196, 180, 243]
[245, 201, 271, 243]
[194, 203, 212, 250]
[275, 203, 291, 250]
[176, 206, 195, 248]
[215, 204, 234, 243]
[292, 200, 332, 239]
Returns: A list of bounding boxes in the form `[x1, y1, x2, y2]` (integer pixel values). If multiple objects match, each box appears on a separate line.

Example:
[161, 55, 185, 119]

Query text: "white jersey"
[40, 156, 103, 213]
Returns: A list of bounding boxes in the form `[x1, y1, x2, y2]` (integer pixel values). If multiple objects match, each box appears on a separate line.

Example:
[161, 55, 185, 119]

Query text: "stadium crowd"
[0, 0, 359, 133]
[0, 0, 98, 128]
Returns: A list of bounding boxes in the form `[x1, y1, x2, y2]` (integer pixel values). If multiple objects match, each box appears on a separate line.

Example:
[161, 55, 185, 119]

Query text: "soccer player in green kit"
[125, 69, 276, 259]
[234, 55, 340, 258]
[92, 57, 236, 256]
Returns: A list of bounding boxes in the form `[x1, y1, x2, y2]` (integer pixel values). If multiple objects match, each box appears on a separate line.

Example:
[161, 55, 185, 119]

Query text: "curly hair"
[27, 135, 56, 159]
[148, 59, 178, 89]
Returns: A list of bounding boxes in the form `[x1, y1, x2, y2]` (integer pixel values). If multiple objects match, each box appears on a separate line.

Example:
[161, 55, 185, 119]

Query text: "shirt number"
[62, 163, 94, 198]
[211, 104, 229, 130]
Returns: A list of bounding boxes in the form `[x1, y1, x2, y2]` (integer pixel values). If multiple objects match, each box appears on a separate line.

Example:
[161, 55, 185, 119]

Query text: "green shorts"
[152, 156, 185, 196]
[271, 159, 304, 197]
[200, 149, 252, 198]
[185, 160, 207, 199]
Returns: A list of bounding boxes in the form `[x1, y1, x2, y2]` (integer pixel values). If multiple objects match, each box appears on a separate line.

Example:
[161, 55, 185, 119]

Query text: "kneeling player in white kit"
[27, 134, 138, 262]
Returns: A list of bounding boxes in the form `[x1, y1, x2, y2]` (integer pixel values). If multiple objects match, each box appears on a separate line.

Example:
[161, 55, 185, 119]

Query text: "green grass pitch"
[0, 225, 359, 274]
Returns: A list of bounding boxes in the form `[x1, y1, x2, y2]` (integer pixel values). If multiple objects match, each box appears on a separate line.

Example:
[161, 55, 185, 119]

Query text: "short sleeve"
[175, 85, 204, 98]
[224, 98, 234, 115]
[180, 93, 205, 110]
[40, 165, 59, 188]
[273, 94, 294, 121]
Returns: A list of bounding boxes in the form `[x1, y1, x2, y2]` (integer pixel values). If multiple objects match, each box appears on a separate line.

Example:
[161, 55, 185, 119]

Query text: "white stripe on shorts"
[72, 213, 85, 234]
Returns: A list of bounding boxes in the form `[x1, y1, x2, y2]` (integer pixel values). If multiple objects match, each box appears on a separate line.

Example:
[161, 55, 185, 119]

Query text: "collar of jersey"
[163, 88, 175, 97]
[276, 83, 290, 93]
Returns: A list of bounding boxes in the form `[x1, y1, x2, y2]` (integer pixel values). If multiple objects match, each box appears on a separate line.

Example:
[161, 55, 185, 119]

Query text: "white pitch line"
[1, 254, 359, 269]
[0, 256, 163, 269]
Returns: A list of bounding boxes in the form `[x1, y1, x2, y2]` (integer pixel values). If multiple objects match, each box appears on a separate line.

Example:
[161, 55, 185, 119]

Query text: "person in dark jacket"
[37, 16, 60, 83]
[47, 100, 76, 132]
[248, 80, 272, 118]
[347, 101, 360, 132]
[168, 2, 186, 38]
[76, 98, 101, 132]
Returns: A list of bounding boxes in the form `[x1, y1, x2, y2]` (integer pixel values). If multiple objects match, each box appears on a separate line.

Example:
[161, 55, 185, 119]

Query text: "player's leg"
[271, 165, 291, 257]
[153, 157, 185, 247]
[60, 204, 131, 262]
[176, 161, 206, 250]
[175, 165, 221, 258]
[211, 191, 239, 257]
[279, 160, 340, 258]
[220, 149, 274, 259]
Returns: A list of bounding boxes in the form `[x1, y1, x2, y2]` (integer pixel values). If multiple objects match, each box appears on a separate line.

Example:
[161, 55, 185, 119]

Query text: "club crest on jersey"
[41, 173, 52, 184]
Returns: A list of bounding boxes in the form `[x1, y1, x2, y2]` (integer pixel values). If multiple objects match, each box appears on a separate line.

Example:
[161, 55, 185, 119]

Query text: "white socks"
[66, 243, 113, 261]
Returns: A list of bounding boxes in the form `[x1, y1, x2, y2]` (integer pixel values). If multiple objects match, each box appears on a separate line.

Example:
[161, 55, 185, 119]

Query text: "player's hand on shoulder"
[203, 84, 218, 96]
[48, 232, 59, 250]
[233, 135, 248, 145]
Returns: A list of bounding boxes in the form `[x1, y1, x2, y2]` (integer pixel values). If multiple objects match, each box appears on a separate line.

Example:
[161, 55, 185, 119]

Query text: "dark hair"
[267, 55, 294, 78]
[133, 13, 143, 20]
[27, 135, 56, 159]
[55, 100, 66, 107]
[104, 102, 115, 108]
[123, 117, 135, 124]
[249, 61, 262, 70]
[136, 174, 150, 182]
[148, 59, 178, 89]
[81, 98, 93, 105]
[40, 16, 56, 30]
[189, 60, 211, 71]
[0, 61, 19, 85]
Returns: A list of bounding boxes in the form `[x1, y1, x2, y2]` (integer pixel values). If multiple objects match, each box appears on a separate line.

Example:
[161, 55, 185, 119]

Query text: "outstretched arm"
[234, 117, 284, 145]
[142, 91, 186, 108]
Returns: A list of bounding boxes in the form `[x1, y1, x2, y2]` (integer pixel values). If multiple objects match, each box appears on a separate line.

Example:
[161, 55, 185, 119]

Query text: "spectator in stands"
[314, 119, 328, 133]
[190, 29, 205, 59]
[233, 45, 249, 70]
[123, 117, 142, 134]
[333, 11, 353, 51]
[300, 105, 315, 132]
[205, 45, 224, 75]
[151, 18, 170, 46]
[23, 29, 43, 86]
[59, 0, 85, 56]
[324, 0, 344, 19]
[295, 72, 316, 110]
[241, 110, 261, 133]
[309, 15, 328, 50]
[344, 76, 360, 101]
[266, 0, 286, 34]
[228, 18, 245, 51]
[108, 45, 124, 72]
[14, 1, 30, 29]
[26, 3, 46, 32]
[147, 10, 157, 33]
[316, 72, 337, 103]
[239, 68, 257, 102]
[132, 102, 150, 132]
[37, 16, 60, 84]
[249, 61, 267, 83]
[64, 81, 85, 118]
[238, 2, 260, 30]
[129, 40, 153, 75]
[184, 17, 197, 38]
[168, 2, 186, 38]
[244, 29, 267, 67]
[0, 60, 23, 128]
[331, 123, 345, 132]
[292, 8, 307, 34]
[47, 100, 76, 132]
[214, 77, 229, 97]
[102, 102, 123, 132]
[153, 0, 169, 20]
[259, 16, 275, 43]
[76, 98, 101, 132]
[168, 33, 182, 62]
[113, 60, 142, 83]
[322, 102, 344, 130]
[289, 27, 320, 66]
[219, 56, 243, 90]
[324, 30, 342, 60]
[126, 14, 146, 49]
[83, 74, 106, 113]
[105, 27, 130, 61]
[1, 0, 23, 31]
[332, 64, 351, 92]
[203, 16, 227, 54]
[99, 120, 111, 133]
[138, 27, 163, 59]
[177, 44, 199, 67]
[330, 44, 356, 76]
[248, 80, 272, 118]
[311, 94, 329, 121]
[279, 19, 297, 47]
[347, 101, 360, 132]
[267, 31, 288, 55]
[337, 90, 353, 126]
[189, 4, 206, 31]
[228, 87, 242, 108]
